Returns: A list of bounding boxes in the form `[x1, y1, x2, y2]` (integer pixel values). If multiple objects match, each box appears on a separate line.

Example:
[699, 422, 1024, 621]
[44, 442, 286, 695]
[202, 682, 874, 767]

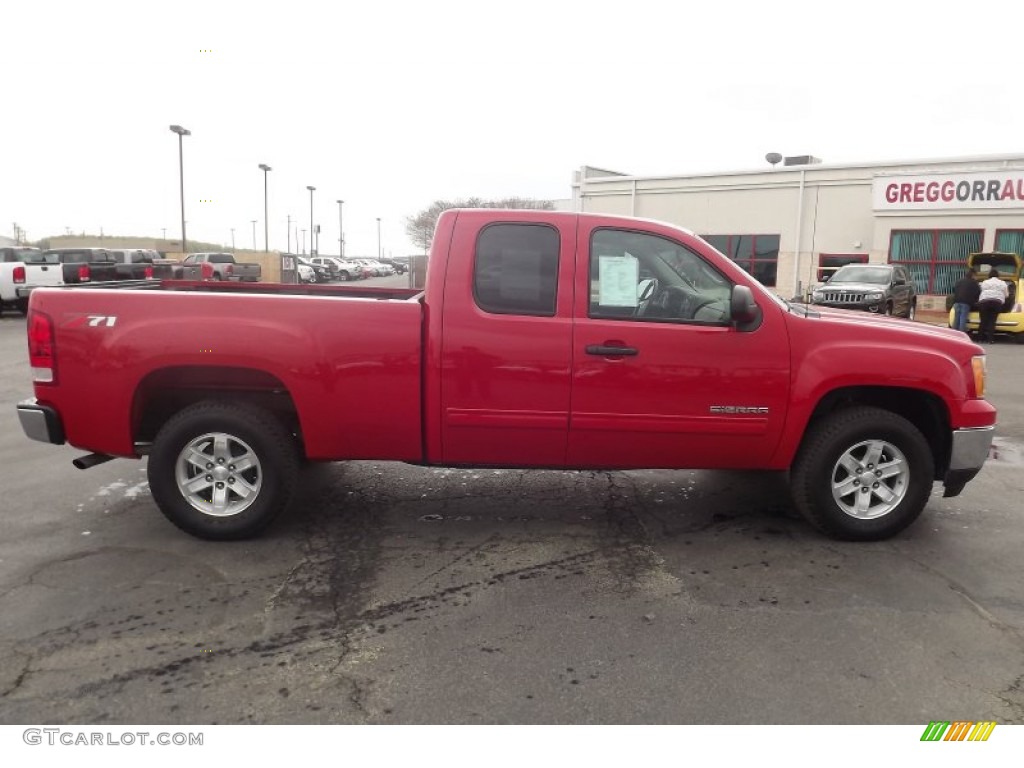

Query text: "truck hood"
[807, 306, 976, 345]
[815, 282, 889, 293]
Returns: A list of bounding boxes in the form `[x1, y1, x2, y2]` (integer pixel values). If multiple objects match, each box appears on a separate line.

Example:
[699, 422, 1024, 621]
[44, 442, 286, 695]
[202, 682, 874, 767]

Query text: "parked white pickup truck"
[0, 246, 63, 315]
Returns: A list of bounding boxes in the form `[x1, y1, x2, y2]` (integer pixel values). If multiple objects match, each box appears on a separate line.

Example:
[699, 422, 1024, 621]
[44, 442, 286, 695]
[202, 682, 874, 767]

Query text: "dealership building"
[570, 153, 1024, 305]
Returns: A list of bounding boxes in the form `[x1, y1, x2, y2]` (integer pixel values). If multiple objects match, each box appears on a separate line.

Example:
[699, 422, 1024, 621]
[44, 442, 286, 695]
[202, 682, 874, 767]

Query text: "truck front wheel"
[790, 406, 933, 541]
[147, 401, 300, 540]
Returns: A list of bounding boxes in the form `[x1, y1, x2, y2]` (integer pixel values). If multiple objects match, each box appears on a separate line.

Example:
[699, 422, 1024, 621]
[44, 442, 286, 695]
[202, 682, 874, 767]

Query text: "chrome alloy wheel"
[830, 439, 909, 519]
[175, 432, 262, 517]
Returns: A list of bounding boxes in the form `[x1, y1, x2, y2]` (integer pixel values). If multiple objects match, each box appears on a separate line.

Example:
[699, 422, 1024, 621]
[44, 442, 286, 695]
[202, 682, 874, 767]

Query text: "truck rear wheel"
[147, 401, 300, 540]
[790, 406, 933, 541]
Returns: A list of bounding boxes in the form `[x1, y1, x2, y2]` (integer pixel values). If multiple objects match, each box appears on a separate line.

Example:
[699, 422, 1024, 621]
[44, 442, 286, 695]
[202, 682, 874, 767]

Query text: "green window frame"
[701, 234, 779, 287]
[889, 229, 983, 293]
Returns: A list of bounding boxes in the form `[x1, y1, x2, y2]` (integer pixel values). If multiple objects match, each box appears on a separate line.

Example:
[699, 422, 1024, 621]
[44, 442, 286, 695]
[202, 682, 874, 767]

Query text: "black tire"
[15, 298, 29, 315]
[884, 303, 894, 316]
[147, 401, 300, 540]
[339, 271, 350, 281]
[906, 301, 916, 320]
[790, 406, 933, 541]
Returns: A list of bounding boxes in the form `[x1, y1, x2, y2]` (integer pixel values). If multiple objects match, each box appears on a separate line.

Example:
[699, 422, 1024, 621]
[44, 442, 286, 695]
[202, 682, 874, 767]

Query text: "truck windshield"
[830, 266, 890, 284]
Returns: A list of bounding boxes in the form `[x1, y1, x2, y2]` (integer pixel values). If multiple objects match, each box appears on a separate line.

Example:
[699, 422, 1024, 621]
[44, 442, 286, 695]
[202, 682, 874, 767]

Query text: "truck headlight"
[865, 292, 883, 300]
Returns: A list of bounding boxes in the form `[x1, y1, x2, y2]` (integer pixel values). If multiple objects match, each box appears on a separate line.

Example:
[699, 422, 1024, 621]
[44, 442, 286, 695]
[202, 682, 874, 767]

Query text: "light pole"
[161, 228, 167, 240]
[287, 214, 292, 253]
[258, 164, 271, 251]
[231, 228, 236, 249]
[169, 124, 190, 253]
[251, 220, 257, 250]
[300, 229, 307, 255]
[307, 186, 316, 255]
[376, 217, 381, 261]
[342, 198, 350, 259]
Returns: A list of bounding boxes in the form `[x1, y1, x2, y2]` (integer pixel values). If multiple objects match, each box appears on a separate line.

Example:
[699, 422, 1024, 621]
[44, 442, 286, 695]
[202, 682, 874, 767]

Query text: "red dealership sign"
[873, 171, 1024, 210]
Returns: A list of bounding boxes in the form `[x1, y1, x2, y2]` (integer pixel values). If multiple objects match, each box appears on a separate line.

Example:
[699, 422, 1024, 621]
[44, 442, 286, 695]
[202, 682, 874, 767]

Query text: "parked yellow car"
[948, 252, 1024, 342]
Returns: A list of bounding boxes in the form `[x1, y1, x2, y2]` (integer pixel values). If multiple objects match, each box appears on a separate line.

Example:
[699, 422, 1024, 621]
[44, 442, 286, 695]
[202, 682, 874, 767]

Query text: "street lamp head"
[307, 185, 316, 192]
[337, 199, 343, 204]
[259, 164, 272, 172]
[169, 125, 191, 136]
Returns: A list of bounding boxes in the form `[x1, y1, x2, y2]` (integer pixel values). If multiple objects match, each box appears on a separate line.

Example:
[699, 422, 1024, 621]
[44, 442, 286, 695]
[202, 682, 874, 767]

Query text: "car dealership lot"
[0, 310, 1022, 724]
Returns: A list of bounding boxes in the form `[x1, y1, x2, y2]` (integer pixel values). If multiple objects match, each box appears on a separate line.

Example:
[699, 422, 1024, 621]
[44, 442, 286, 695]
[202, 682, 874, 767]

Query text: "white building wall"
[573, 155, 1024, 299]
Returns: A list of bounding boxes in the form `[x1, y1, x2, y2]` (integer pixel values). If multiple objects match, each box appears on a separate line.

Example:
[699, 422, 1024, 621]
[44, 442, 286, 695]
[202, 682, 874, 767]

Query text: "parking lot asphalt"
[0, 298, 1022, 725]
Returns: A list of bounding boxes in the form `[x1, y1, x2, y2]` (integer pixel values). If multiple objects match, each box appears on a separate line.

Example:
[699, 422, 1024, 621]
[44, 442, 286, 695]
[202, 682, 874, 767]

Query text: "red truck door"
[438, 212, 576, 466]
[567, 220, 790, 469]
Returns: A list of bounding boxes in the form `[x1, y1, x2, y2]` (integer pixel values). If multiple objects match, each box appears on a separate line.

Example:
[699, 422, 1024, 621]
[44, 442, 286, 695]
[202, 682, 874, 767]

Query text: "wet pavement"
[1, 311, 1022, 724]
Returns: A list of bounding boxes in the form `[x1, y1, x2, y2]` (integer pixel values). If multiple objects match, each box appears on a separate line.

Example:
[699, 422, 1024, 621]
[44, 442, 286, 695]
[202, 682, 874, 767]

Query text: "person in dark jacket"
[950, 266, 980, 333]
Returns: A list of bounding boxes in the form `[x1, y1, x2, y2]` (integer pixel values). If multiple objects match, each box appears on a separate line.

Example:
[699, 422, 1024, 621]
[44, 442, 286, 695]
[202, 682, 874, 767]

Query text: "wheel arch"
[131, 366, 304, 456]
[799, 386, 951, 479]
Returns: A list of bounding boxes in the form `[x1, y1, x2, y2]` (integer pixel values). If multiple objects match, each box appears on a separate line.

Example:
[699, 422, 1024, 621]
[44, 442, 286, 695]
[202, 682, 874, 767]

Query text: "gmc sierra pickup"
[16, 209, 996, 542]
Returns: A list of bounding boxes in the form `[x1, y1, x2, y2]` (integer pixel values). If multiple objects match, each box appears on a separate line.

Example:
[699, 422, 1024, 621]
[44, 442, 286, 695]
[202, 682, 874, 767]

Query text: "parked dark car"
[379, 258, 408, 275]
[298, 257, 331, 283]
[810, 264, 917, 319]
[108, 249, 178, 280]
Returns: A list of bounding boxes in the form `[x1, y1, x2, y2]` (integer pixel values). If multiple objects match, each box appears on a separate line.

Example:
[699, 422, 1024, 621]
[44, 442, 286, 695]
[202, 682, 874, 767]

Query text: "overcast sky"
[3, 0, 1018, 256]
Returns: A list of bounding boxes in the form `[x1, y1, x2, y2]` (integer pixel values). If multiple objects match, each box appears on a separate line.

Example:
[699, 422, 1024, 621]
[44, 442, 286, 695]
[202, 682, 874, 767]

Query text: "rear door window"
[473, 223, 559, 316]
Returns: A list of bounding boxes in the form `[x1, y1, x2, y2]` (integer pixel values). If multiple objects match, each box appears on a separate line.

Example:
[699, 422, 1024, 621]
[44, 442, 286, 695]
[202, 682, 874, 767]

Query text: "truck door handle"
[586, 345, 638, 357]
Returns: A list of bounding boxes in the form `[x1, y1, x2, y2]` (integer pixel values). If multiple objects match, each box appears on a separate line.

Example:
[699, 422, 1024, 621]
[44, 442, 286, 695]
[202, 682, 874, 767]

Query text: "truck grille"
[819, 292, 864, 304]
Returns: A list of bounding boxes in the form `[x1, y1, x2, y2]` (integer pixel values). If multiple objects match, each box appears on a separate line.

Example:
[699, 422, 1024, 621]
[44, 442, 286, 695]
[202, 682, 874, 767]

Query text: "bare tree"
[405, 197, 554, 253]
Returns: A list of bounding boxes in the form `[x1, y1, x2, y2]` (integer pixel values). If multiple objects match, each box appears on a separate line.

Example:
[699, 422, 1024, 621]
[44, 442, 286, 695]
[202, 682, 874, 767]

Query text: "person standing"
[951, 266, 980, 333]
[977, 268, 1009, 343]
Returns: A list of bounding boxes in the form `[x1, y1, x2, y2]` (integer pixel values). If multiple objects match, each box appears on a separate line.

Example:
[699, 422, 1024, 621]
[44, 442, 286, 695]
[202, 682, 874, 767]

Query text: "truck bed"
[158, 279, 423, 301]
[30, 284, 425, 461]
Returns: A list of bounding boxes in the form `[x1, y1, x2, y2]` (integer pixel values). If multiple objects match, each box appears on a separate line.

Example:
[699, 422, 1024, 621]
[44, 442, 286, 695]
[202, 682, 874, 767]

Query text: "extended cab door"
[567, 221, 791, 469]
[439, 213, 576, 466]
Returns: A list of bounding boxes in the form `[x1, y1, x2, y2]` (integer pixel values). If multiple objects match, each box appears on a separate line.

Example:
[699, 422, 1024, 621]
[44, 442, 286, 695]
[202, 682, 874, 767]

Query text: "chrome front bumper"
[943, 426, 995, 497]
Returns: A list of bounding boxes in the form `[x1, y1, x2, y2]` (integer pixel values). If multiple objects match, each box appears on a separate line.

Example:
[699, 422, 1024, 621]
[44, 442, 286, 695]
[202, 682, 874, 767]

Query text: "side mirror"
[730, 285, 763, 332]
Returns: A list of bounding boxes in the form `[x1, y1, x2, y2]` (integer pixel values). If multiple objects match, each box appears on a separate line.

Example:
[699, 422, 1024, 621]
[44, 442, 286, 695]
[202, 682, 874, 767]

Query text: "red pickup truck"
[17, 209, 996, 542]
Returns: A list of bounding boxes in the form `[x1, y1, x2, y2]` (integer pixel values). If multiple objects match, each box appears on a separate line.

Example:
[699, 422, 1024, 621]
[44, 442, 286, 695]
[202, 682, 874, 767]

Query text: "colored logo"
[920, 721, 996, 742]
